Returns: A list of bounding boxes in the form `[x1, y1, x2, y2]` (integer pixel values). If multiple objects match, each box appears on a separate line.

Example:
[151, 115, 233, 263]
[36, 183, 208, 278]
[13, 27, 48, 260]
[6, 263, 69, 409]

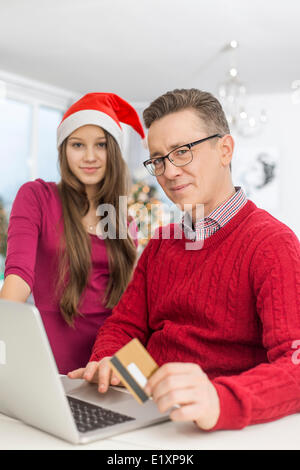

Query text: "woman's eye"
[98, 142, 107, 148]
[72, 142, 82, 148]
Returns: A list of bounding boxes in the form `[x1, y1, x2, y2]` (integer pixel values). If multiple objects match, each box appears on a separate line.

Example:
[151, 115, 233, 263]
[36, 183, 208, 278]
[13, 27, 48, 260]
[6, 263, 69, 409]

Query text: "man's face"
[147, 109, 233, 216]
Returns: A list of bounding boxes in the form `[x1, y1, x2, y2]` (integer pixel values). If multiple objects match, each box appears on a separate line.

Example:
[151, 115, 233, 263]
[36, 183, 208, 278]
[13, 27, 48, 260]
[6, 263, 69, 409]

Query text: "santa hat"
[57, 92, 146, 150]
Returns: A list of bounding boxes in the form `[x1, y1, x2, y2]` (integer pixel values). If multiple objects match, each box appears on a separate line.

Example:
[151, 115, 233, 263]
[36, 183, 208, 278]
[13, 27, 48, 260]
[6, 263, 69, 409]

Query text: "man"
[69, 89, 300, 431]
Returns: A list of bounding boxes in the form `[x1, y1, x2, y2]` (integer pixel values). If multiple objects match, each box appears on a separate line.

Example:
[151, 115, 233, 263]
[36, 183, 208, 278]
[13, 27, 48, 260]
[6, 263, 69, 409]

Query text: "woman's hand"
[67, 357, 121, 393]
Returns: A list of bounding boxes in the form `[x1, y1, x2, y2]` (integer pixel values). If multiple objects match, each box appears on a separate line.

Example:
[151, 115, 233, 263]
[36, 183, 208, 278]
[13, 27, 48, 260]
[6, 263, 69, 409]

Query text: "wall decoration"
[232, 147, 280, 212]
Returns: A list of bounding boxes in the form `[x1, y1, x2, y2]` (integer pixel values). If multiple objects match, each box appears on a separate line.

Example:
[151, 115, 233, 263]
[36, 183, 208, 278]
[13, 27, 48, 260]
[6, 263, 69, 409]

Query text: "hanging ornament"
[218, 41, 268, 137]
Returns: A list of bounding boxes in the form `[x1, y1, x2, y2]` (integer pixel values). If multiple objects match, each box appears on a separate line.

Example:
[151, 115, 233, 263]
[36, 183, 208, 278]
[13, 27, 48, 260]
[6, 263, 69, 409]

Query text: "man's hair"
[143, 88, 230, 136]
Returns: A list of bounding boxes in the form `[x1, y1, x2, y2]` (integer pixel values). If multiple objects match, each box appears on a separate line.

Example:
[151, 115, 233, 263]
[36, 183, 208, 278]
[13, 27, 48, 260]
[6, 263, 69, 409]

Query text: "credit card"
[109, 338, 159, 404]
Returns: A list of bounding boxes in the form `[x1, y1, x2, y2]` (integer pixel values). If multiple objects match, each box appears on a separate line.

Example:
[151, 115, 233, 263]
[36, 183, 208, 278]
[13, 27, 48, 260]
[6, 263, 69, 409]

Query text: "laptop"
[0, 299, 169, 444]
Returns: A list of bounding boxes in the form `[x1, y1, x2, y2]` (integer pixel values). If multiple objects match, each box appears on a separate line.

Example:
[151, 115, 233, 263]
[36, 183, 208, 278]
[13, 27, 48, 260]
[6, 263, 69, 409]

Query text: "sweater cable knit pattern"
[90, 200, 300, 430]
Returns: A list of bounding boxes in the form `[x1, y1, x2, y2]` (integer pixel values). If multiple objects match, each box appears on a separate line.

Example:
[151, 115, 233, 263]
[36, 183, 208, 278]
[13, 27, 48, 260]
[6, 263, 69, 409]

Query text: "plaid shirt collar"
[182, 187, 248, 241]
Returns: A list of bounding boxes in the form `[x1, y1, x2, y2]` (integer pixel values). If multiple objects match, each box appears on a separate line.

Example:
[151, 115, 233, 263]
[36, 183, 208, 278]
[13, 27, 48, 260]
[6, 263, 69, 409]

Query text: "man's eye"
[174, 149, 188, 157]
[153, 158, 163, 166]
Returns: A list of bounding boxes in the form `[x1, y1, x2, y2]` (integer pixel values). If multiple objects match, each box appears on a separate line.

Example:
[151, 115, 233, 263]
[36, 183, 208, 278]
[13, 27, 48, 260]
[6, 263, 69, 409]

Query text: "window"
[0, 71, 78, 275]
[0, 98, 32, 210]
[0, 100, 63, 213]
[37, 106, 62, 182]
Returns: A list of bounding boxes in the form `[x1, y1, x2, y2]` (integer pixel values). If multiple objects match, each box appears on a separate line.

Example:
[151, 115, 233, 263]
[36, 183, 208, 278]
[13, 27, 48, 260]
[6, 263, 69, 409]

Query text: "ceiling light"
[218, 42, 268, 137]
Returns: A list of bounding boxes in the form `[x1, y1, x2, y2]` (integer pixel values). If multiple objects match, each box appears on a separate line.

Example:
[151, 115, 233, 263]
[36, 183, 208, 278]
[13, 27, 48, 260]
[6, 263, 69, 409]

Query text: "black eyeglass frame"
[143, 133, 223, 176]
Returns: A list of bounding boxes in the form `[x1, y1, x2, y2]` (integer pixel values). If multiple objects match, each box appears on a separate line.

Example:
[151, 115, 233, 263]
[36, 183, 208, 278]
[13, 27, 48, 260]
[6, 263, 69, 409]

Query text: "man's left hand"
[144, 362, 220, 430]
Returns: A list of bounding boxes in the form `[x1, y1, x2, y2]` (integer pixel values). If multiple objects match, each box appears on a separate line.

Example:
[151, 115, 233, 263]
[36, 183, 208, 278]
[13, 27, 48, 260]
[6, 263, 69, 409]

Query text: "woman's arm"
[0, 274, 31, 302]
[4, 181, 43, 300]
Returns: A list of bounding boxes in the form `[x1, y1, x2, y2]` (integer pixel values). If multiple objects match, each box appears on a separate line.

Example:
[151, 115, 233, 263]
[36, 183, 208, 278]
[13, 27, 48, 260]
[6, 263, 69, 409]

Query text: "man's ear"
[219, 134, 234, 168]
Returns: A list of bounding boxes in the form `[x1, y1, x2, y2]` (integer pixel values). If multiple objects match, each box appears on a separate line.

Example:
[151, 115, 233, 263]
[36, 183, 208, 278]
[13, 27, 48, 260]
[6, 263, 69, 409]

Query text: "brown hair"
[143, 88, 230, 135]
[56, 131, 137, 326]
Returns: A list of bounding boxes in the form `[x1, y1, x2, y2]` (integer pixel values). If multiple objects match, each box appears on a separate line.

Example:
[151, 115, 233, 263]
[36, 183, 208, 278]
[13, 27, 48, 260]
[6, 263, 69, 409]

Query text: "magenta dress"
[5, 179, 137, 374]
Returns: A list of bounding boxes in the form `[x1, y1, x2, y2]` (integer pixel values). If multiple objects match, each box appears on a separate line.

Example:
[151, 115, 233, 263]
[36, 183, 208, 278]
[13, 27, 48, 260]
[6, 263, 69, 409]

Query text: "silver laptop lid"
[0, 299, 79, 444]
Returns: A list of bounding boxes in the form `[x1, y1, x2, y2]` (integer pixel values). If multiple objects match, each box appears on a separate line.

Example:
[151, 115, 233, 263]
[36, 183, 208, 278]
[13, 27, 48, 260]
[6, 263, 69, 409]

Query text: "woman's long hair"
[56, 131, 137, 326]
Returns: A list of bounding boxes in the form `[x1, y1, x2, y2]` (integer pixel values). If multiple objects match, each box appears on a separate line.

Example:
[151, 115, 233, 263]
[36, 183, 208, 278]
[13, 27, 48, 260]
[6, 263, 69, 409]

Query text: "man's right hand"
[67, 357, 121, 393]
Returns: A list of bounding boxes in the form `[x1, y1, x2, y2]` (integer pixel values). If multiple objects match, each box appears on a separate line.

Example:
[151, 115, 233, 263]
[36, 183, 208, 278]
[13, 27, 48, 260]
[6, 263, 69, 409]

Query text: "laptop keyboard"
[67, 396, 135, 433]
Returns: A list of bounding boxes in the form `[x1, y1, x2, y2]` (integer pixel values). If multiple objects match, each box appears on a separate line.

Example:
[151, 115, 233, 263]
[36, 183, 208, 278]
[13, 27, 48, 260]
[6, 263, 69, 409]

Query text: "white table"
[1, 410, 300, 450]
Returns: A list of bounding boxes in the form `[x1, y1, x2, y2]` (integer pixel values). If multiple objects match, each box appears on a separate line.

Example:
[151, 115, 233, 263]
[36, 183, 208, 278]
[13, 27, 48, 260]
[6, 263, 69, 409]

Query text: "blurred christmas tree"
[0, 197, 8, 259]
[128, 181, 164, 251]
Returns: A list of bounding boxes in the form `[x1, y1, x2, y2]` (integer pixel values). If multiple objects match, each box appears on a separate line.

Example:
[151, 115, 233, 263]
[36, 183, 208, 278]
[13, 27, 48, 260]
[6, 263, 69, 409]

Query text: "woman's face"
[66, 125, 107, 188]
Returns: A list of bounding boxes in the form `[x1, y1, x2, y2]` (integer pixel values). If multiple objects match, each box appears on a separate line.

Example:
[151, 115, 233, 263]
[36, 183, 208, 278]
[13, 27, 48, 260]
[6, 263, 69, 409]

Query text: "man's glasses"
[143, 134, 222, 176]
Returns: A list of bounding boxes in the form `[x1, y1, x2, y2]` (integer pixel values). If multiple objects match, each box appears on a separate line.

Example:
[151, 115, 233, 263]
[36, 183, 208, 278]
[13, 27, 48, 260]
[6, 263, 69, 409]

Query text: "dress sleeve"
[5, 182, 43, 291]
[211, 230, 300, 430]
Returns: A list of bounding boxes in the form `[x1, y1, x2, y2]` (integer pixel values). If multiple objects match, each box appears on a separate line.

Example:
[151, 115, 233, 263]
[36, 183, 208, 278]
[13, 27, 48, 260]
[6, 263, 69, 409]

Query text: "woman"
[0, 92, 145, 373]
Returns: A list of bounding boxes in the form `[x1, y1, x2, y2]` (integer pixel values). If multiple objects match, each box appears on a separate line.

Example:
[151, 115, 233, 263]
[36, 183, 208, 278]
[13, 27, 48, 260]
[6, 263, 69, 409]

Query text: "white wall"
[231, 93, 300, 238]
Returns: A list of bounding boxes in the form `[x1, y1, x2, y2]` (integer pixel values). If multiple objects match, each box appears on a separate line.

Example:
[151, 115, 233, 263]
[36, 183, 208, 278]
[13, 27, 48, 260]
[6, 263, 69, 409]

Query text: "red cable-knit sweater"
[90, 200, 300, 430]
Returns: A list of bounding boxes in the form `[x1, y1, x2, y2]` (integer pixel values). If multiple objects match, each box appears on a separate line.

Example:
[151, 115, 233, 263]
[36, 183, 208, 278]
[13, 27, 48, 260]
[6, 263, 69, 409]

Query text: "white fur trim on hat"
[142, 136, 148, 149]
[57, 109, 124, 150]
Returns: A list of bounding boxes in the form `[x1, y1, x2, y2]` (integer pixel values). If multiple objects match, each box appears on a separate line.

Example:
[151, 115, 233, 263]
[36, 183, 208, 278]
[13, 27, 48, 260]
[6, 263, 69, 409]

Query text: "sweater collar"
[182, 186, 248, 241]
[180, 198, 257, 250]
